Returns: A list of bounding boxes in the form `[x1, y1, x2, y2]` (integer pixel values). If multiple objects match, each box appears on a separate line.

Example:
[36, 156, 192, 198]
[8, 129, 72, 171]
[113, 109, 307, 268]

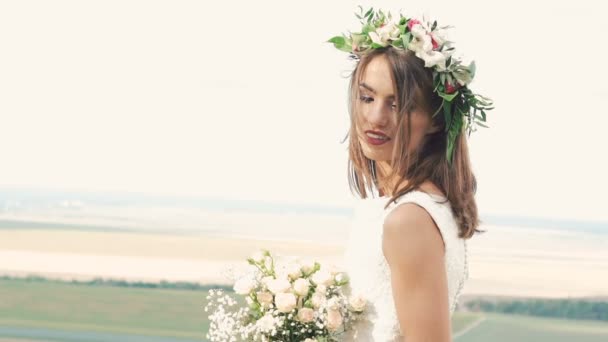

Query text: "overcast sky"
[1, 0, 606, 221]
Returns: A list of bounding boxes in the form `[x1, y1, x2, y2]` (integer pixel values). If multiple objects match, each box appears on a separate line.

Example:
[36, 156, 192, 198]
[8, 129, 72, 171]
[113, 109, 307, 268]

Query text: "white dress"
[340, 189, 469, 341]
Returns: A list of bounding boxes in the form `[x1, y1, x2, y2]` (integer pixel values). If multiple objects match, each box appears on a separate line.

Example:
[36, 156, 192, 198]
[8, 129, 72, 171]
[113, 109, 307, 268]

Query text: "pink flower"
[445, 81, 458, 94]
[431, 37, 439, 50]
[407, 19, 421, 30]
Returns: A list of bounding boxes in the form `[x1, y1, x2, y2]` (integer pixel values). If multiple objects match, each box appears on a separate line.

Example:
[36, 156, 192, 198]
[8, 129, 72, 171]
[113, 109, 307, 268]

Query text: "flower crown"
[327, 7, 493, 166]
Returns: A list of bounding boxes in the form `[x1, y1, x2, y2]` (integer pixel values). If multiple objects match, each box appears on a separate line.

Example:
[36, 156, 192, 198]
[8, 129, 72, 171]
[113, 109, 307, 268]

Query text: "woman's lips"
[365, 130, 390, 146]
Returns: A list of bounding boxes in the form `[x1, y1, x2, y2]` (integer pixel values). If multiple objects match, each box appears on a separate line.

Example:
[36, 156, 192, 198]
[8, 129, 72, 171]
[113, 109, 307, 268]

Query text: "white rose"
[297, 307, 315, 323]
[316, 284, 327, 294]
[301, 259, 316, 274]
[292, 278, 310, 296]
[334, 272, 349, 284]
[287, 262, 303, 279]
[312, 270, 334, 286]
[256, 313, 276, 333]
[267, 278, 291, 294]
[326, 309, 343, 331]
[233, 275, 256, 295]
[348, 294, 367, 312]
[311, 291, 326, 309]
[256, 291, 274, 308]
[275, 292, 297, 313]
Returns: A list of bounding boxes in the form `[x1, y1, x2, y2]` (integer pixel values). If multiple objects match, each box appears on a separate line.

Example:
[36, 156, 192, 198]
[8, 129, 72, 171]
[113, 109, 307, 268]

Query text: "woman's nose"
[365, 102, 389, 127]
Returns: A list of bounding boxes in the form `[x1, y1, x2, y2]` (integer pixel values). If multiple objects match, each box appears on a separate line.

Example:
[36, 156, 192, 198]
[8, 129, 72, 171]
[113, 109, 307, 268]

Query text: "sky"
[1, 0, 607, 221]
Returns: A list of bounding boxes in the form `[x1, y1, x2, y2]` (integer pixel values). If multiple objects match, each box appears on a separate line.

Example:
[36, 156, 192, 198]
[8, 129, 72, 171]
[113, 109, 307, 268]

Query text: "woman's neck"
[375, 160, 408, 197]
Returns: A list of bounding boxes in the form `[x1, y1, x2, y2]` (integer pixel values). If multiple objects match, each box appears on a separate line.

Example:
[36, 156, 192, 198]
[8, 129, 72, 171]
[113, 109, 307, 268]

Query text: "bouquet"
[204, 249, 367, 341]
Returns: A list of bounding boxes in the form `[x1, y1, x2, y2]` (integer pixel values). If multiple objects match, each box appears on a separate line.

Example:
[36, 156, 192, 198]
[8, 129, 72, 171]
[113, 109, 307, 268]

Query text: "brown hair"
[343, 47, 484, 239]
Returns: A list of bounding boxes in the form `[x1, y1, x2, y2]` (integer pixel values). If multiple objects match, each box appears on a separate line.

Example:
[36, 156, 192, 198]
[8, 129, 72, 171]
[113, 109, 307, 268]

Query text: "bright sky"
[1, 0, 606, 221]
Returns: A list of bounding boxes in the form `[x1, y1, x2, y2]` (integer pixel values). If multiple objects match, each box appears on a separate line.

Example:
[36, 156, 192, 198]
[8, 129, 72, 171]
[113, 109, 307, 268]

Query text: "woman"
[329, 8, 493, 342]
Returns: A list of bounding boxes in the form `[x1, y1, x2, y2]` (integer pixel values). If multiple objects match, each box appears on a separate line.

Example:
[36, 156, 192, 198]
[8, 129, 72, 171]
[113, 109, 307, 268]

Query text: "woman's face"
[355, 54, 433, 164]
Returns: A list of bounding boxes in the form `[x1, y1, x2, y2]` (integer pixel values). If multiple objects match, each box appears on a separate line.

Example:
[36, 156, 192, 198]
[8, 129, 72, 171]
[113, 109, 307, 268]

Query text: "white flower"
[431, 28, 449, 47]
[348, 294, 367, 312]
[311, 291, 327, 309]
[286, 262, 303, 279]
[452, 62, 475, 86]
[267, 277, 291, 294]
[256, 291, 274, 308]
[297, 307, 315, 323]
[316, 284, 327, 294]
[275, 292, 297, 313]
[369, 21, 400, 46]
[416, 50, 448, 70]
[303, 339, 317, 342]
[312, 269, 334, 286]
[292, 278, 310, 296]
[334, 272, 349, 284]
[326, 309, 343, 331]
[257, 313, 277, 333]
[407, 22, 450, 71]
[233, 275, 256, 295]
[301, 259, 316, 274]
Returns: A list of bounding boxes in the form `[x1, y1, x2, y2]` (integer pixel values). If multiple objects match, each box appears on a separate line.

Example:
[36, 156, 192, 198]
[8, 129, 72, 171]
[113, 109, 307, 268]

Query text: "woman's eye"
[359, 95, 373, 103]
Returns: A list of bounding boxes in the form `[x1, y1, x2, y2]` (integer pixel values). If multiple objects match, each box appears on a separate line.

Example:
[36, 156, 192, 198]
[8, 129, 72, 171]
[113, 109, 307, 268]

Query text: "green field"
[0, 279, 208, 340]
[455, 312, 608, 341]
[1, 279, 607, 341]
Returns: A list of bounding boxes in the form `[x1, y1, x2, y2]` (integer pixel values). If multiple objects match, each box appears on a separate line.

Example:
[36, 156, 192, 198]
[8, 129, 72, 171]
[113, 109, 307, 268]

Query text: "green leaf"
[364, 7, 374, 18]
[432, 20, 437, 31]
[438, 91, 458, 102]
[443, 101, 452, 131]
[327, 36, 345, 47]
[476, 121, 489, 128]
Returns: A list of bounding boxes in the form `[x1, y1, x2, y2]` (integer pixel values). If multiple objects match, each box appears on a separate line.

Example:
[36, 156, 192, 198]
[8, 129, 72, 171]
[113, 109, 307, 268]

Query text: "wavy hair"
[343, 47, 484, 239]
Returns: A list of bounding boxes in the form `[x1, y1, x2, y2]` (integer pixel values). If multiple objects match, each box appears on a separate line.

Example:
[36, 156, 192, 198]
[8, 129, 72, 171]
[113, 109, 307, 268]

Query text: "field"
[454, 312, 608, 341]
[1, 279, 608, 341]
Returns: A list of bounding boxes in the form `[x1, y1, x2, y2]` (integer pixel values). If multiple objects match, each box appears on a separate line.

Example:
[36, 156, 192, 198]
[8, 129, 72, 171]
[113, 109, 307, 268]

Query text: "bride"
[328, 8, 493, 342]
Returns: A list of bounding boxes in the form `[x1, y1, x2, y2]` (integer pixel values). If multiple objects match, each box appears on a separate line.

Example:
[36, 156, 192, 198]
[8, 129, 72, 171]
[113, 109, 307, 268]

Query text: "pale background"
[1, 0, 607, 221]
[1, 0, 607, 300]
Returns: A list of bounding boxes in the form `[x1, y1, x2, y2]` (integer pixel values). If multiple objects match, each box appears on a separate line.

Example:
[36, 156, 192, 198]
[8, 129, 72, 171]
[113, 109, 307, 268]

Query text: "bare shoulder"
[382, 203, 451, 341]
[382, 202, 445, 267]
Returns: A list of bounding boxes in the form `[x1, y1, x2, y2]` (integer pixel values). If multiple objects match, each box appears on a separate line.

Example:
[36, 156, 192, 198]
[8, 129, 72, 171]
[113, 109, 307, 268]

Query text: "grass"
[3, 278, 607, 342]
[0, 279, 208, 340]
[455, 312, 608, 342]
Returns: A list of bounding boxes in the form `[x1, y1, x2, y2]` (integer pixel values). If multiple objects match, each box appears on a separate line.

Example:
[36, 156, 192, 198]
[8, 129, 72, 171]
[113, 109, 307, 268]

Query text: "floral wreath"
[327, 6, 493, 166]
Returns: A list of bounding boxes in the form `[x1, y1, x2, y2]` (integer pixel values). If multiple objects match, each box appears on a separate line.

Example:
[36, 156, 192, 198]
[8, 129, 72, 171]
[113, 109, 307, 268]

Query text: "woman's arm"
[382, 203, 452, 342]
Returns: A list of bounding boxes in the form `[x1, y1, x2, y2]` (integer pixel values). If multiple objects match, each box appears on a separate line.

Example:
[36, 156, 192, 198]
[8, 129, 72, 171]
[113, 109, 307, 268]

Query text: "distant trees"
[463, 298, 608, 321]
[0, 275, 232, 292]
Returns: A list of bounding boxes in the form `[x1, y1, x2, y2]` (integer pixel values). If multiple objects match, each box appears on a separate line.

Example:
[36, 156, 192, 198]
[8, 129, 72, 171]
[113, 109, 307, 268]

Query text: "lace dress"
[339, 189, 469, 341]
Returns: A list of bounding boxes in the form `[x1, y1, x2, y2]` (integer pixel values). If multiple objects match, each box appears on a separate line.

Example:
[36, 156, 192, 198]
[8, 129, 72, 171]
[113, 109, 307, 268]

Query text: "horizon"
[1, 186, 606, 235]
